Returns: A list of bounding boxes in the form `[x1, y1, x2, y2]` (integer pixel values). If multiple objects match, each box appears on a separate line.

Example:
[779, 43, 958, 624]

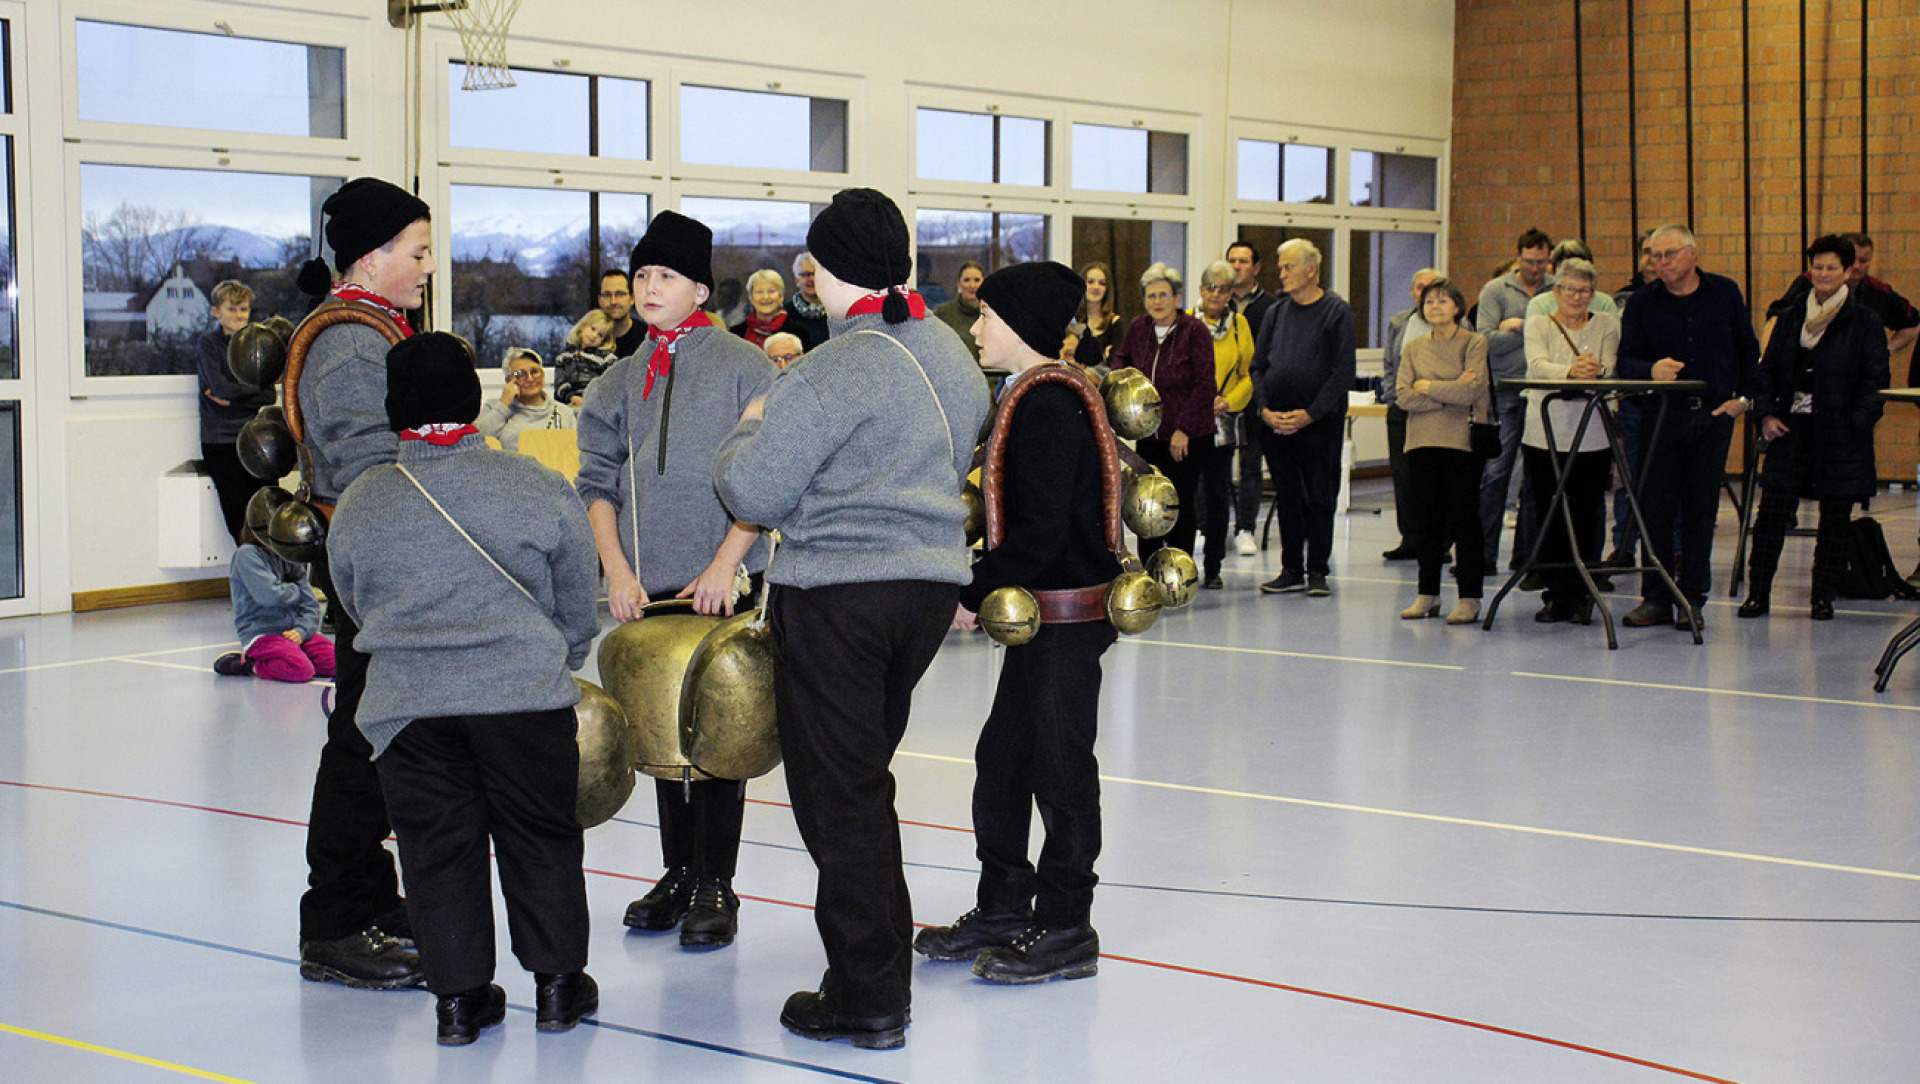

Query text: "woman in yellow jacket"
[1192, 260, 1255, 589]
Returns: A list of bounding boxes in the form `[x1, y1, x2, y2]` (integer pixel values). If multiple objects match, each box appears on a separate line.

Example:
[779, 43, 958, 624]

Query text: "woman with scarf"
[1190, 260, 1254, 589]
[576, 210, 776, 949]
[1738, 234, 1891, 621]
[729, 268, 789, 347]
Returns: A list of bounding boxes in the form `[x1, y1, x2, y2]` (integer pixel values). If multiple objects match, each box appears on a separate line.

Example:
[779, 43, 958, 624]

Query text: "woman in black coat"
[1739, 234, 1891, 621]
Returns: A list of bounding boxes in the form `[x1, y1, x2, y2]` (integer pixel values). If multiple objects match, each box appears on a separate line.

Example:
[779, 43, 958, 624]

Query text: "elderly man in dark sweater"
[1250, 238, 1356, 597]
[329, 333, 600, 1046]
[1616, 225, 1762, 631]
[716, 188, 991, 1050]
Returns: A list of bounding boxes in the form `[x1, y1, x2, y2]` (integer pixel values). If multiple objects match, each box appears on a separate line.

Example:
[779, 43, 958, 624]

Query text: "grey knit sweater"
[295, 313, 401, 503]
[575, 325, 775, 595]
[714, 311, 991, 588]
[328, 434, 599, 758]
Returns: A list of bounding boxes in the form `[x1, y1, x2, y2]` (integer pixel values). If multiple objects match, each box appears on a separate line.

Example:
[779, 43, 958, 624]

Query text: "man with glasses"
[1616, 225, 1762, 631]
[598, 270, 646, 358]
[1476, 228, 1556, 575]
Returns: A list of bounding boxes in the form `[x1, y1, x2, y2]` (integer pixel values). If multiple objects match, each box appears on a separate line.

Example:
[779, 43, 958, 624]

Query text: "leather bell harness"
[280, 299, 408, 516]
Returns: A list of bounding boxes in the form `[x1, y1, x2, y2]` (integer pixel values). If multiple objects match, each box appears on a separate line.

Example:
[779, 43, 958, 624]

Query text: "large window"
[1350, 230, 1438, 349]
[678, 197, 819, 329]
[0, 401, 18, 600]
[75, 21, 344, 138]
[1237, 139, 1334, 204]
[916, 108, 1048, 186]
[679, 86, 847, 173]
[449, 185, 651, 368]
[80, 165, 338, 377]
[1071, 123, 1188, 196]
[915, 210, 1049, 307]
[446, 64, 650, 159]
[1351, 150, 1438, 211]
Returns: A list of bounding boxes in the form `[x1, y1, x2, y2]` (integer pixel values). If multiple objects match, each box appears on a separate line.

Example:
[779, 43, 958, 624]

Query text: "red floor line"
[2, 776, 1738, 1080]
[1100, 953, 1738, 1084]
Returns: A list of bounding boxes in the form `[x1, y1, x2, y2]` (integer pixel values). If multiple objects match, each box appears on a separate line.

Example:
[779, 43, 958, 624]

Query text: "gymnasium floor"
[4, 481, 1918, 1083]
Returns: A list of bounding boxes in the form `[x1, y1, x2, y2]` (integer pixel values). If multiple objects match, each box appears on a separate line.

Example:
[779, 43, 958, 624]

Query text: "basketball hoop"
[389, 0, 521, 90]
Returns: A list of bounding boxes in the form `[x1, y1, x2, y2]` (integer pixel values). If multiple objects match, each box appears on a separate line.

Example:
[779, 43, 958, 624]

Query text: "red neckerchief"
[399, 423, 478, 446]
[644, 313, 708, 400]
[330, 282, 415, 337]
[845, 287, 928, 320]
[744, 309, 788, 345]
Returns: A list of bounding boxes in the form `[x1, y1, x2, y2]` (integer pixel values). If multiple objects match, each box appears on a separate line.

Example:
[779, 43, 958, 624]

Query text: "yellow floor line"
[1512, 670, 1920, 714]
[1120, 637, 1464, 672]
[0, 1023, 257, 1083]
[896, 752, 1920, 882]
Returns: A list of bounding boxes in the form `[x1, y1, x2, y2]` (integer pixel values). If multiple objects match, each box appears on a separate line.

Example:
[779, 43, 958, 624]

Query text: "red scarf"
[845, 287, 928, 320]
[643, 313, 707, 400]
[743, 309, 788, 345]
[399, 423, 477, 446]
[330, 282, 415, 337]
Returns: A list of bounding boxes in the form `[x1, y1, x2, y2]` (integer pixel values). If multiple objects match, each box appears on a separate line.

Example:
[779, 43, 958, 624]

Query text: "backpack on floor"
[1836, 516, 1920, 600]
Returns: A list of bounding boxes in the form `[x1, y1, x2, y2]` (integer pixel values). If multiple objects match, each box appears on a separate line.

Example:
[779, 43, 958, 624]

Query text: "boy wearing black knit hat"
[575, 209, 775, 950]
[286, 176, 435, 991]
[715, 188, 991, 1049]
[915, 261, 1123, 984]
[329, 332, 600, 1046]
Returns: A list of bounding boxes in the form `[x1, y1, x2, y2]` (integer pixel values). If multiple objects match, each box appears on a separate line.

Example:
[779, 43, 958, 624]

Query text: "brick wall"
[1451, 0, 1920, 480]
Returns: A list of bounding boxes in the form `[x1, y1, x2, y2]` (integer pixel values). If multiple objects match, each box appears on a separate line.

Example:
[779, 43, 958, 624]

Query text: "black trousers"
[201, 441, 257, 546]
[1407, 446, 1486, 598]
[1136, 436, 1203, 566]
[973, 621, 1116, 928]
[1236, 411, 1263, 533]
[1522, 444, 1611, 603]
[1637, 406, 1736, 608]
[1385, 405, 1415, 549]
[1195, 434, 1231, 576]
[1746, 416, 1854, 598]
[1259, 419, 1343, 576]
[302, 553, 404, 942]
[771, 579, 954, 1016]
[652, 776, 746, 879]
[377, 706, 588, 997]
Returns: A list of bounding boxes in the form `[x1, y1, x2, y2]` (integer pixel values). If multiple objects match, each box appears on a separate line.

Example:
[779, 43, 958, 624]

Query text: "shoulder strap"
[282, 299, 407, 444]
[394, 463, 538, 604]
[850, 328, 956, 470]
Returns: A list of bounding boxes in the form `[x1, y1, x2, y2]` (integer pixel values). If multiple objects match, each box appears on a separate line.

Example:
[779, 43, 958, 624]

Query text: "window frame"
[1062, 101, 1199, 213]
[665, 61, 861, 187]
[0, 0, 30, 615]
[906, 88, 1062, 200]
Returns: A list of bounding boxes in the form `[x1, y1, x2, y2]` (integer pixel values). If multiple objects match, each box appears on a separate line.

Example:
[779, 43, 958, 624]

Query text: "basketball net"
[445, 0, 521, 90]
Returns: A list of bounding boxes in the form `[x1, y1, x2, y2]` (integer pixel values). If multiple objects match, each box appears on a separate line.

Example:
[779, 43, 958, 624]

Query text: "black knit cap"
[298, 178, 431, 296]
[976, 261, 1085, 360]
[385, 332, 482, 432]
[629, 210, 714, 290]
[808, 188, 913, 320]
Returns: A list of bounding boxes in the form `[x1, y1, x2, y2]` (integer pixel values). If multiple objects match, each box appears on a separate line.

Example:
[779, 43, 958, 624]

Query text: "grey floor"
[4, 480, 1919, 1083]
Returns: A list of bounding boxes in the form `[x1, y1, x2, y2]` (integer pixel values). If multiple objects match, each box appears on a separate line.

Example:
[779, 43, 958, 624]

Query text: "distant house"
[135, 259, 244, 338]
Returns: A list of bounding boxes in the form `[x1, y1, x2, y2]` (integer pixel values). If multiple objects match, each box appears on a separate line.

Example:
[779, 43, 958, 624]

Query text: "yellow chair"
[517, 427, 581, 483]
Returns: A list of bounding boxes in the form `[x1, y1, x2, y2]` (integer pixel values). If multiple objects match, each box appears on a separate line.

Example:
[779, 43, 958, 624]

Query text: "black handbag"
[1469, 392, 1501, 460]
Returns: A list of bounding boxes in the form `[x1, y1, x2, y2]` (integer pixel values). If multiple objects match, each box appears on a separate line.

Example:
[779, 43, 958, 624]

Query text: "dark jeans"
[1385, 405, 1415, 549]
[1407, 446, 1486, 598]
[1746, 416, 1854, 598]
[973, 621, 1116, 929]
[1522, 444, 1610, 603]
[771, 579, 954, 1017]
[378, 706, 588, 997]
[1236, 411, 1263, 534]
[652, 777, 746, 879]
[1638, 405, 1736, 608]
[201, 441, 256, 546]
[302, 553, 404, 942]
[1196, 433, 1232, 575]
[1258, 417, 1343, 576]
[1478, 385, 1528, 566]
[1136, 435, 1204, 566]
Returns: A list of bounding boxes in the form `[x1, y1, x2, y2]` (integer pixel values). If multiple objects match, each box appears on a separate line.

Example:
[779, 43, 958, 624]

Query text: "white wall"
[20, 0, 1455, 609]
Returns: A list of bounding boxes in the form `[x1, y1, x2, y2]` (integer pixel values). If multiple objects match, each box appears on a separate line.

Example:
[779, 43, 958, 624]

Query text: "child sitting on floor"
[214, 538, 337, 683]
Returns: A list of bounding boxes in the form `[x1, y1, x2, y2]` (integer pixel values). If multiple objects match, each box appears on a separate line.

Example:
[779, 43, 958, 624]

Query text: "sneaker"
[1235, 530, 1258, 556]
[1260, 570, 1306, 594]
[973, 924, 1100, 985]
[913, 907, 1030, 961]
[213, 652, 254, 677]
[1305, 573, 1331, 597]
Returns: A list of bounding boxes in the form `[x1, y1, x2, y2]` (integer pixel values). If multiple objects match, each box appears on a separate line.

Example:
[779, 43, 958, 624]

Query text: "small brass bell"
[1147, 548, 1199, 609]
[1122, 470, 1179, 540]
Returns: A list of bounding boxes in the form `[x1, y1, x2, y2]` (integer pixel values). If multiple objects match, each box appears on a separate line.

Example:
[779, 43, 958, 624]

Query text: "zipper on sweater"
[655, 353, 676, 475]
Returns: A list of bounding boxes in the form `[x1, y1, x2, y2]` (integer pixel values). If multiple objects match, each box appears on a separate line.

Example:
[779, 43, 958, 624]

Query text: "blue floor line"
[0, 898, 902, 1083]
